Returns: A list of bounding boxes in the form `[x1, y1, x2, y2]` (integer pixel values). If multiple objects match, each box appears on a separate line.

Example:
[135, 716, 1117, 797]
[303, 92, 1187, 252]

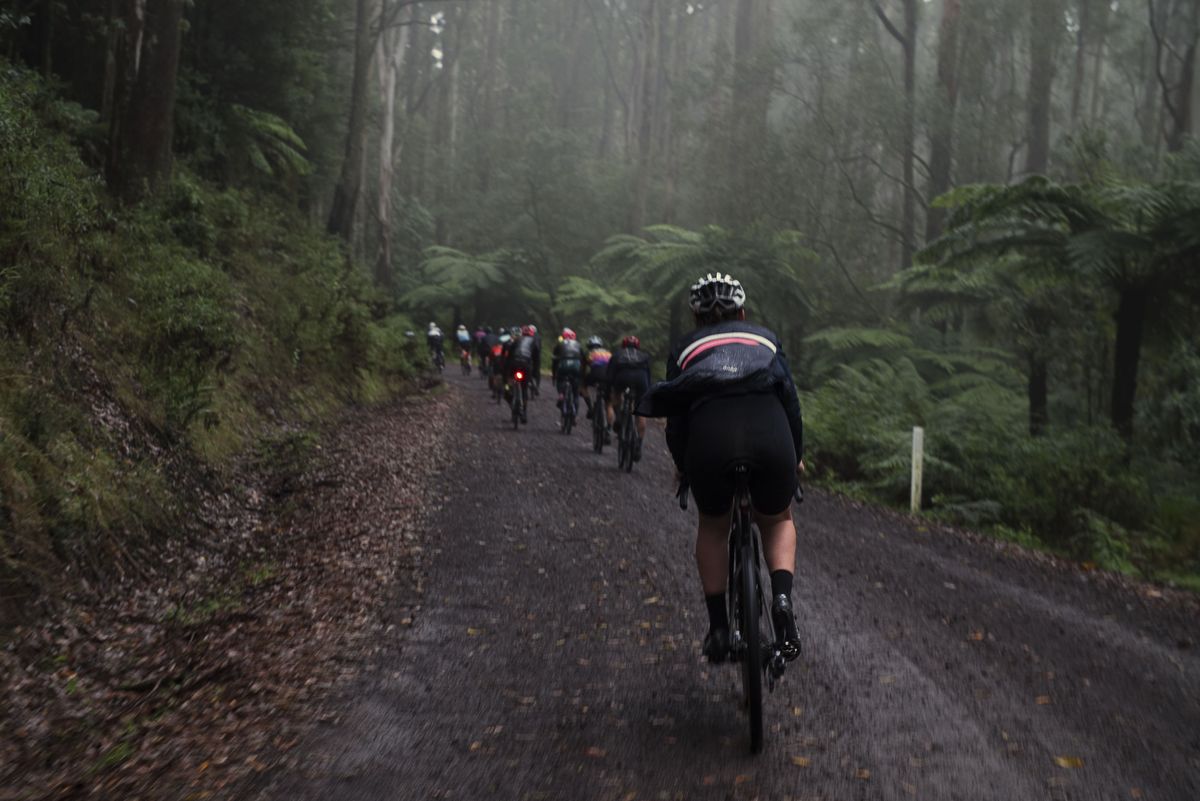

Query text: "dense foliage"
[0, 65, 417, 614]
[1, 0, 1198, 591]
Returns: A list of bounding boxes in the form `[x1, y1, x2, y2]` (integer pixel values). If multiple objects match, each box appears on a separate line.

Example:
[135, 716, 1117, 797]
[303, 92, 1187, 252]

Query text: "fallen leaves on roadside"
[791, 756, 811, 767]
[968, 630, 985, 641]
[1036, 695, 1052, 705]
[585, 746, 606, 758]
[1053, 756, 1083, 769]
[856, 768, 871, 780]
[734, 774, 752, 785]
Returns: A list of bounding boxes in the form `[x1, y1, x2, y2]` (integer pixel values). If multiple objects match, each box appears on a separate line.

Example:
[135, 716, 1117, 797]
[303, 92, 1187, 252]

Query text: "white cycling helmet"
[689, 273, 746, 315]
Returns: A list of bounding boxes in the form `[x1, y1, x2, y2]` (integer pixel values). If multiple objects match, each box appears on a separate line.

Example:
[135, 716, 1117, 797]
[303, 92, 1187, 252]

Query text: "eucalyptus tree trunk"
[434, 4, 468, 244]
[1088, 0, 1111, 123]
[1150, 0, 1199, 153]
[926, 0, 962, 242]
[1069, 0, 1091, 125]
[873, 0, 918, 269]
[478, 0, 502, 189]
[1023, 0, 1062, 175]
[729, 0, 774, 227]
[374, 2, 412, 290]
[630, 0, 658, 232]
[108, 0, 185, 203]
[328, 0, 376, 243]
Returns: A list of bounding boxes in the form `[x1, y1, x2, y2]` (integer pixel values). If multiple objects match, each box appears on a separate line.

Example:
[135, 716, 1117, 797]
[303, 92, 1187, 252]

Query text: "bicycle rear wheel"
[592, 402, 605, 454]
[738, 516, 764, 754]
[622, 405, 636, 473]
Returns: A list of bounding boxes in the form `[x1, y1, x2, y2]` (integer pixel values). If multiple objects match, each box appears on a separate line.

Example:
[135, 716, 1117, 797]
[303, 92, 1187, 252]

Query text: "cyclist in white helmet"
[638, 273, 804, 664]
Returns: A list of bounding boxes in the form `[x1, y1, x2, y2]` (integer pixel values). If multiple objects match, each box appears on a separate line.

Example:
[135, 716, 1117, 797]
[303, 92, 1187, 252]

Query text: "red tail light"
[515, 371, 525, 381]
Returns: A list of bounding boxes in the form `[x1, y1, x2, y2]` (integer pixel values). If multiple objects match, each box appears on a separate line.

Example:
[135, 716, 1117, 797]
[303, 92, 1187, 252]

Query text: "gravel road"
[262, 373, 1200, 801]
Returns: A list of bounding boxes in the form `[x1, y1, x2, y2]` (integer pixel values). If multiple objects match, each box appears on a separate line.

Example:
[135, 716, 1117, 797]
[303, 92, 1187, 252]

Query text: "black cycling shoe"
[633, 435, 643, 462]
[772, 594, 801, 661]
[703, 626, 730, 664]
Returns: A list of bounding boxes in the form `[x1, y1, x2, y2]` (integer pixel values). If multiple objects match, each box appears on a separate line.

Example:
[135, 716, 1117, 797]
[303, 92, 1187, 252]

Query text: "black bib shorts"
[684, 391, 798, 518]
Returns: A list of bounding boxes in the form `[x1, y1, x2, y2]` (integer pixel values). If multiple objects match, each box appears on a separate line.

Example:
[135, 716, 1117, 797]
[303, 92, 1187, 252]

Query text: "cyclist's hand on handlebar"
[797, 460, 806, 476]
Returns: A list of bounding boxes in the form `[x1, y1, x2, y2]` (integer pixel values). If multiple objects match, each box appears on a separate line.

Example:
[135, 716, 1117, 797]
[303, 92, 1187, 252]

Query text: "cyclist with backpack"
[637, 273, 804, 664]
[552, 328, 585, 420]
[582, 336, 611, 418]
[607, 336, 652, 462]
[504, 326, 538, 424]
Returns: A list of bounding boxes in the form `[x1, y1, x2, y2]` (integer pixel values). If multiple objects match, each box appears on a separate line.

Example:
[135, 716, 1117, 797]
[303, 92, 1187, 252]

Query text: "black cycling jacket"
[507, 334, 537, 368]
[607, 346, 652, 385]
[637, 321, 803, 470]
[552, 339, 584, 378]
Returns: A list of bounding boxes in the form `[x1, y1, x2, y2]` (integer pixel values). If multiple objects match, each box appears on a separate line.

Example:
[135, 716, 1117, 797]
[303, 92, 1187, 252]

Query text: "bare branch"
[873, 1, 908, 46]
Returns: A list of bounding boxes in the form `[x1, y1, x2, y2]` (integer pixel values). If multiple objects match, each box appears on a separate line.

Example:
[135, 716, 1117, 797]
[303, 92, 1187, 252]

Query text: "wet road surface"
[261, 373, 1200, 801]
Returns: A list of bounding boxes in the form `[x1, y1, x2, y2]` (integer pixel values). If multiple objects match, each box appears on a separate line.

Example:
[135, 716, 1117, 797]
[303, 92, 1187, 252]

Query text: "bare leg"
[695, 511, 731, 595]
[756, 508, 797, 574]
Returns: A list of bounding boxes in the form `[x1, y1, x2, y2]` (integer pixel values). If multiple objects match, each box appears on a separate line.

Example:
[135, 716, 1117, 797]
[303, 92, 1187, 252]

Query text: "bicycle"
[558, 376, 578, 435]
[615, 388, 637, 473]
[430, 347, 445, 373]
[460, 348, 471, 376]
[509, 368, 530, 430]
[591, 390, 607, 454]
[677, 471, 803, 754]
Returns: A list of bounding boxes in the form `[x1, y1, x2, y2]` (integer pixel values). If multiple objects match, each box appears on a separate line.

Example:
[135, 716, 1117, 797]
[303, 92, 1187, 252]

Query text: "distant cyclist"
[528, 324, 543, 392]
[582, 335, 611, 427]
[504, 326, 537, 423]
[426, 322, 445, 369]
[607, 336, 652, 461]
[551, 328, 585, 416]
[637, 273, 804, 664]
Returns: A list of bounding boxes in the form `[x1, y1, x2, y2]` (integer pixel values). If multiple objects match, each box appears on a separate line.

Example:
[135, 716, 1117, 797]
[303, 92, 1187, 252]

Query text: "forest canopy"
[1, 0, 1199, 592]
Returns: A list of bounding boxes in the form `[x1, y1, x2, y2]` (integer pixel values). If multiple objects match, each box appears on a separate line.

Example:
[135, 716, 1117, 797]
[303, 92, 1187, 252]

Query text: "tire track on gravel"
[259, 374, 1199, 801]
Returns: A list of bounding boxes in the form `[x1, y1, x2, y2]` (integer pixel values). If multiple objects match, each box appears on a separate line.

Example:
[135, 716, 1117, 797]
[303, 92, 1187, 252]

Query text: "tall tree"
[874, 0, 919, 269]
[1024, 0, 1063, 175]
[926, 0, 963, 242]
[728, 0, 775, 227]
[328, 0, 376, 244]
[375, 1, 413, 289]
[1149, 0, 1199, 153]
[107, 0, 186, 202]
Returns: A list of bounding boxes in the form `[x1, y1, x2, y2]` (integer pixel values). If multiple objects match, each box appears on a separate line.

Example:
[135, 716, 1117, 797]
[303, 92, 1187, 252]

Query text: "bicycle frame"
[726, 468, 785, 683]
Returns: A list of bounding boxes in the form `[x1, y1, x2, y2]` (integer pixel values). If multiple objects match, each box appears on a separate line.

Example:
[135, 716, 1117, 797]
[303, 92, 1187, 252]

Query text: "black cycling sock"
[770, 570, 794, 599]
[705, 593, 728, 631]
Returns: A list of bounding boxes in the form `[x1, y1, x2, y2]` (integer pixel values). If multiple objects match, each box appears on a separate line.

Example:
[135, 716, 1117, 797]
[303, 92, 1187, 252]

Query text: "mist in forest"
[2, 0, 1200, 629]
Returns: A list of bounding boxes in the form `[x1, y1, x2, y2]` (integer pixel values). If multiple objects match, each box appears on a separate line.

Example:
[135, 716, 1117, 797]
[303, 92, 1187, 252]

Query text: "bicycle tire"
[740, 513, 764, 754]
[593, 402, 605, 454]
[623, 402, 636, 473]
[512, 383, 522, 430]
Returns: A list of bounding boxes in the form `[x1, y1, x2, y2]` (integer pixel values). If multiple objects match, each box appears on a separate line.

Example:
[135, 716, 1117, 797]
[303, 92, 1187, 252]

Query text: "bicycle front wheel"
[739, 529, 764, 754]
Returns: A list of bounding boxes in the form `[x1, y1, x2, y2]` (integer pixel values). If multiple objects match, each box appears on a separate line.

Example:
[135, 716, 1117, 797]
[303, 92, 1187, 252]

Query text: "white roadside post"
[911, 426, 925, 514]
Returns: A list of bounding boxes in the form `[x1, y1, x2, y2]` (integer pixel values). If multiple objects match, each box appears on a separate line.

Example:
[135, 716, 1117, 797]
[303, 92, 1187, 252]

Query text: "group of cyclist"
[551, 330, 652, 458]
[427, 272, 804, 667]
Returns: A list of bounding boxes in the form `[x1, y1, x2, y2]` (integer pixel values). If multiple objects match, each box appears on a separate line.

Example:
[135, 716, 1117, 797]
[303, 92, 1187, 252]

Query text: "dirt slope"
[257, 373, 1199, 801]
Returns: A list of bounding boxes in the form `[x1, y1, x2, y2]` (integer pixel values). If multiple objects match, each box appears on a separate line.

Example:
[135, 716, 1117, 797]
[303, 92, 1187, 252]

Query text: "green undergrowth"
[0, 65, 423, 619]
[801, 347, 1200, 590]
